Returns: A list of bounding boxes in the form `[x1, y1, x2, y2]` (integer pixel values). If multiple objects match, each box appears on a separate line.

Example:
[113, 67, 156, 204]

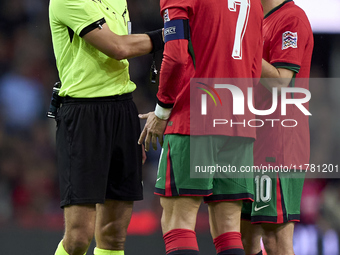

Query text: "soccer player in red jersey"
[139, 0, 263, 254]
[241, 1, 314, 255]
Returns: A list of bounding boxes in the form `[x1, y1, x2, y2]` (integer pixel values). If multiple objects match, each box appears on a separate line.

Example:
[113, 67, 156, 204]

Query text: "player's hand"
[142, 144, 147, 165]
[138, 111, 167, 151]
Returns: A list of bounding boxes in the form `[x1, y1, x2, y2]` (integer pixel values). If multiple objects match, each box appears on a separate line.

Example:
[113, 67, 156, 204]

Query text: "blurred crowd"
[0, 1, 340, 251]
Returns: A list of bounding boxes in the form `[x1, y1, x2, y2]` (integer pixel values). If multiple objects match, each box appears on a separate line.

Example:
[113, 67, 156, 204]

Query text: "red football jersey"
[254, 0, 314, 168]
[157, 0, 263, 136]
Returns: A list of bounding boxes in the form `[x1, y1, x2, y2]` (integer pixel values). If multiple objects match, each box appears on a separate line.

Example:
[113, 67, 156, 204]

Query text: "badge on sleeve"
[164, 9, 170, 23]
[127, 21, 132, 34]
[282, 31, 298, 50]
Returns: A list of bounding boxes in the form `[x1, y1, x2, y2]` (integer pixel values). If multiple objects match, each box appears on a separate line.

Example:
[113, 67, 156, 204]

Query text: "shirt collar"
[264, 0, 293, 19]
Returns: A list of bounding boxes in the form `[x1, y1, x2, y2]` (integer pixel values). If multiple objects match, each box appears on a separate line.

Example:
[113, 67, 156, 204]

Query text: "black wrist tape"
[146, 29, 164, 54]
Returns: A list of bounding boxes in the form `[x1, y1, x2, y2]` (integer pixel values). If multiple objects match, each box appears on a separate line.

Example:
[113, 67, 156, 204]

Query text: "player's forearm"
[155, 59, 186, 120]
[155, 58, 187, 120]
[261, 59, 294, 93]
[156, 54, 187, 113]
[157, 40, 189, 106]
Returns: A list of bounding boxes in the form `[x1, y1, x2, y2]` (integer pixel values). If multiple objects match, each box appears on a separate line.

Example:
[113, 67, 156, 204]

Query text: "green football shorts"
[154, 134, 255, 203]
[241, 171, 305, 223]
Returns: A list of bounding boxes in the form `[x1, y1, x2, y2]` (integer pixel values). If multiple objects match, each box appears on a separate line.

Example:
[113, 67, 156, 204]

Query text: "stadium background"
[0, 0, 339, 254]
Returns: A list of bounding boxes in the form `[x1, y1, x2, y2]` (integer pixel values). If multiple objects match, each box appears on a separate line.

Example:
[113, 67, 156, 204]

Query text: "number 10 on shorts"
[255, 175, 272, 203]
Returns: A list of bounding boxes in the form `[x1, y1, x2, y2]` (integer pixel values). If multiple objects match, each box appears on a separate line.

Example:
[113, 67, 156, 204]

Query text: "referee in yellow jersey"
[49, 0, 163, 254]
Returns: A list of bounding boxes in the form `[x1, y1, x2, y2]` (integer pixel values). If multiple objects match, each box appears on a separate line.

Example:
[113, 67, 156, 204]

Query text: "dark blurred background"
[0, 0, 339, 254]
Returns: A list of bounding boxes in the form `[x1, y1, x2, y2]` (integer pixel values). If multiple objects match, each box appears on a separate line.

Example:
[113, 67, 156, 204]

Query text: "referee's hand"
[138, 111, 167, 151]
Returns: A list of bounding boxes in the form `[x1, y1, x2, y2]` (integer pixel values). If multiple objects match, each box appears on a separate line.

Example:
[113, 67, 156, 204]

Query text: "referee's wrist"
[146, 29, 164, 54]
[154, 104, 172, 120]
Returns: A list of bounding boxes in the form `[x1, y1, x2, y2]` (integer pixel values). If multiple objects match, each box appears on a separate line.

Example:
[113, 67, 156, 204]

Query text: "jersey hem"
[272, 62, 301, 73]
[154, 187, 213, 197]
[203, 193, 254, 203]
[248, 214, 300, 224]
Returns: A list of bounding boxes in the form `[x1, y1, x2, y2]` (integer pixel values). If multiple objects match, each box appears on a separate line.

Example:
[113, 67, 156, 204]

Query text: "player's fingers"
[158, 134, 164, 147]
[138, 113, 149, 119]
[138, 127, 147, 145]
[144, 131, 152, 151]
[142, 145, 147, 165]
[152, 134, 158, 150]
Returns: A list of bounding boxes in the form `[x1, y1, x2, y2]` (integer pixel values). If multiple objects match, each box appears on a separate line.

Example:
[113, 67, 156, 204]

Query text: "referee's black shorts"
[56, 93, 143, 208]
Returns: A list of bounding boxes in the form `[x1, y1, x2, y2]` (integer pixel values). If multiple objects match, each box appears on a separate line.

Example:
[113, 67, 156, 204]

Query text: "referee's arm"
[83, 23, 159, 60]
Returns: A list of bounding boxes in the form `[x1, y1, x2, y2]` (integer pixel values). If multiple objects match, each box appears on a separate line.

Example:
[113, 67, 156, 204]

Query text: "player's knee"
[160, 211, 167, 230]
[66, 240, 91, 255]
[64, 222, 94, 254]
[160, 197, 201, 232]
[96, 222, 127, 250]
[64, 232, 93, 255]
[221, 211, 240, 227]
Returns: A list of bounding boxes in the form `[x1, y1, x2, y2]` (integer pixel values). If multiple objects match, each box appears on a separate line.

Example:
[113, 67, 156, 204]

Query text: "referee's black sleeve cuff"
[157, 99, 174, 109]
[79, 18, 106, 37]
[146, 29, 164, 54]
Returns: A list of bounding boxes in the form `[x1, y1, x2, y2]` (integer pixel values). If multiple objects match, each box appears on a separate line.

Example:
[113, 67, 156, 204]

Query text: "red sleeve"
[252, 19, 263, 80]
[157, 39, 190, 107]
[156, 2, 192, 108]
[269, 16, 310, 70]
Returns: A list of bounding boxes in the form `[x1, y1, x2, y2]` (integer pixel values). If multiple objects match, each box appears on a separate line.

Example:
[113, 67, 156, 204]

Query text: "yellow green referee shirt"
[49, 0, 136, 97]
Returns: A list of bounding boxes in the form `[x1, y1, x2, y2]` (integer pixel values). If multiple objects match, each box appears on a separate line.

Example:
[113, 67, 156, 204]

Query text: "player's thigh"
[261, 221, 295, 237]
[160, 196, 202, 233]
[155, 135, 213, 197]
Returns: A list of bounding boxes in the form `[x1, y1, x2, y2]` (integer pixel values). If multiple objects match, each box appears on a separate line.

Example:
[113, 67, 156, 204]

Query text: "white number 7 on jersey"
[228, 0, 250, 59]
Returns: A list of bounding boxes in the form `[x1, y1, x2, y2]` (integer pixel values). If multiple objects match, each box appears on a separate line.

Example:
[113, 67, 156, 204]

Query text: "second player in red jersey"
[241, 1, 314, 255]
[254, 0, 313, 169]
[139, 0, 263, 255]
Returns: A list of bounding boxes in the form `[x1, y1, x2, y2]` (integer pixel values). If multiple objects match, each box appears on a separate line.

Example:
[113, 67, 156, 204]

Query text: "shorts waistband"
[60, 93, 132, 104]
